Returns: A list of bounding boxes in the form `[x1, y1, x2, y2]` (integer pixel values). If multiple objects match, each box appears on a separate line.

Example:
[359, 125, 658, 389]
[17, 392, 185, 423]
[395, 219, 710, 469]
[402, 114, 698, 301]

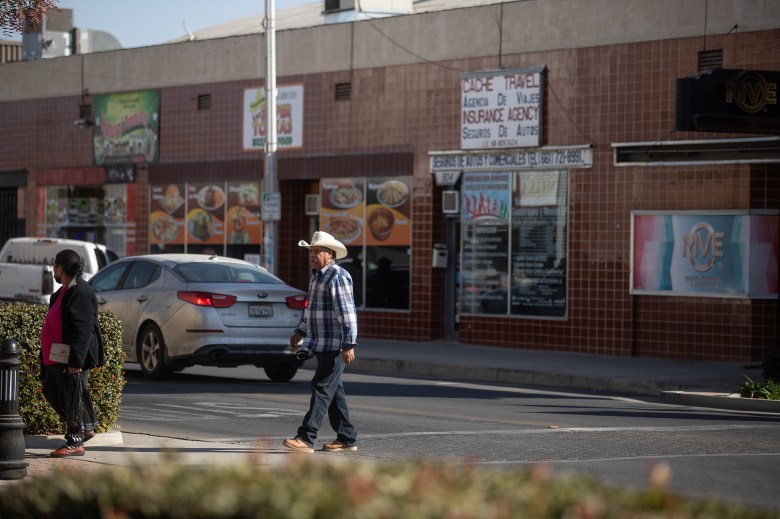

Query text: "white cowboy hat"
[298, 231, 348, 260]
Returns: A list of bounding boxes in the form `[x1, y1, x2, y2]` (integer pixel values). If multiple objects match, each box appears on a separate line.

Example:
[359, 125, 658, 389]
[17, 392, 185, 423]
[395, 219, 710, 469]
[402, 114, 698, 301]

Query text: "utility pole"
[262, 0, 279, 274]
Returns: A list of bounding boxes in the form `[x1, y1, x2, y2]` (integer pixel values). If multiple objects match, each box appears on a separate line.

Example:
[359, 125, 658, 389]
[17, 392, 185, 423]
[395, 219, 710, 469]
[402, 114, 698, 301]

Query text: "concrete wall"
[1, 0, 778, 101]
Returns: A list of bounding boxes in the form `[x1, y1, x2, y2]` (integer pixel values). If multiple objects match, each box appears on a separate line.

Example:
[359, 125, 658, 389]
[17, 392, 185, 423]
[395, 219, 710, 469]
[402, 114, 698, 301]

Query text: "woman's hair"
[55, 249, 84, 277]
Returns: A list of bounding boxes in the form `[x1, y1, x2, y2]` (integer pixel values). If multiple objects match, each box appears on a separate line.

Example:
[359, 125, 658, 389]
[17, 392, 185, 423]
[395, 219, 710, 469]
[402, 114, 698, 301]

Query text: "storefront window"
[460, 173, 511, 315]
[510, 171, 568, 317]
[149, 181, 262, 260]
[321, 176, 412, 310]
[41, 184, 134, 257]
[365, 245, 410, 309]
[460, 170, 568, 318]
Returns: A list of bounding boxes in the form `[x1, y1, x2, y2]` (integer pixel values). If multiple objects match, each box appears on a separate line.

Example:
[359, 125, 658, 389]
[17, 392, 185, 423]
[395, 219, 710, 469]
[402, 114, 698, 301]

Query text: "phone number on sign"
[431, 148, 591, 171]
[487, 150, 588, 168]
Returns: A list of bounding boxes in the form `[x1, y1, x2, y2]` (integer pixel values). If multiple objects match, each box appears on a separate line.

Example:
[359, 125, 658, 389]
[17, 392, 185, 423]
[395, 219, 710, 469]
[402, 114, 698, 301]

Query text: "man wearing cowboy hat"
[283, 231, 358, 453]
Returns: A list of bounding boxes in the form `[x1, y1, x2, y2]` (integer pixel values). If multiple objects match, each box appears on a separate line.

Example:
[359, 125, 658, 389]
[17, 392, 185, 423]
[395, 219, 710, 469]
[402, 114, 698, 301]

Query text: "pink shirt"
[40, 287, 68, 365]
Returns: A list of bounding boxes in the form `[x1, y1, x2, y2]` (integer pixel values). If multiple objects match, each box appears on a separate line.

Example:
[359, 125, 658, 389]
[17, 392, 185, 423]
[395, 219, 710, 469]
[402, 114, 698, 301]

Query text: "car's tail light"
[178, 291, 237, 308]
[286, 294, 308, 310]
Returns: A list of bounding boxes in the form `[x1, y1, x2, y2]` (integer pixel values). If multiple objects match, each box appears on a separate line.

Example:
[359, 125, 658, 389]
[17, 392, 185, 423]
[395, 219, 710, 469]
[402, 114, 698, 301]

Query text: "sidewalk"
[356, 338, 777, 412]
[13, 431, 292, 484]
[4, 338, 777, 484]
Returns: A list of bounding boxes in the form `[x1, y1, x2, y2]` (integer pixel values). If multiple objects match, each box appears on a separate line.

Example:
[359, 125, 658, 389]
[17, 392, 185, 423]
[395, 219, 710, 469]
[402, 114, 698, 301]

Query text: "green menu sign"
[93, 90, 160, 166]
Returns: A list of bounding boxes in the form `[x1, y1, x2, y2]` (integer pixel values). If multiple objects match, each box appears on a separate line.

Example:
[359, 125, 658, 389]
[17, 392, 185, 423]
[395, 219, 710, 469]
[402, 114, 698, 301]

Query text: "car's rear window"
[174, 262, 283, 284]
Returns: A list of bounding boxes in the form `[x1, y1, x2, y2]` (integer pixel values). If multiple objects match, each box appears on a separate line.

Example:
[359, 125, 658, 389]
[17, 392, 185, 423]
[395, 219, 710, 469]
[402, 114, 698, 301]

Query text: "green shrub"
[762, 348, 780, 382]
[0, 459, 775, 519]
[737, 375, 780, 400]
[0, 303, 125, 435]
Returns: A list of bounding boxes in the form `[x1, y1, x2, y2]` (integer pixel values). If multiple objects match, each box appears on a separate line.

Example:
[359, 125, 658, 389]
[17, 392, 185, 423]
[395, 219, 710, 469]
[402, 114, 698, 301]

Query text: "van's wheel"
[138, 323, 171, 380]
[264, 363, 299, 382]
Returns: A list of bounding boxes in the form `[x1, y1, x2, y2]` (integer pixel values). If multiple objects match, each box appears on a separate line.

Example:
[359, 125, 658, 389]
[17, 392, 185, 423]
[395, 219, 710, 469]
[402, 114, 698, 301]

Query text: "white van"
[0, 238, 118, 304]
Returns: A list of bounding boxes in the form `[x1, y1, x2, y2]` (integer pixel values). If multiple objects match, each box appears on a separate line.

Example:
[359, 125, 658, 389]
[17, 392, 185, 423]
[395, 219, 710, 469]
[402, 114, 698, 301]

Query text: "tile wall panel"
[2, 28, 777, 360]
[458, 35, 779, 360]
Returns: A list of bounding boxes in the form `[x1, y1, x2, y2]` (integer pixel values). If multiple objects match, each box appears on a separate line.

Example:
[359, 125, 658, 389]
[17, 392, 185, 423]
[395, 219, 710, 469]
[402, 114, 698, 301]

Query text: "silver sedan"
[89, 254, 307, 381]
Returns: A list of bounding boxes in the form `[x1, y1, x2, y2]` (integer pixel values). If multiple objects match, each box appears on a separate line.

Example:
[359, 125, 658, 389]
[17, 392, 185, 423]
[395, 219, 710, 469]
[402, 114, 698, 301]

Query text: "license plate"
[248, 304, 273, 318]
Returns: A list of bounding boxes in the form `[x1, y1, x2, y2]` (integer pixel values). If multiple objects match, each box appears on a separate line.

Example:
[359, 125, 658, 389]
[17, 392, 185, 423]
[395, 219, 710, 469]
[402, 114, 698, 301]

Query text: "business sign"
[675, 69, 780, 133]
[461, 66, 544, 150]
[430, 146, 592, 173]
[631, 212, 778, 298]
[517, 170, 559, 207]
[93, 90, 160, 165]
[243, 85, 304, 150]
[461, 172, 511, 224]
[105, 165, 135, 184]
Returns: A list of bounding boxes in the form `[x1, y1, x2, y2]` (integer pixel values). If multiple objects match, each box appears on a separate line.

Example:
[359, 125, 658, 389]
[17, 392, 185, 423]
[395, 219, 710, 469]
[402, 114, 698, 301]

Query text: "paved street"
[118, 365, 780, 511]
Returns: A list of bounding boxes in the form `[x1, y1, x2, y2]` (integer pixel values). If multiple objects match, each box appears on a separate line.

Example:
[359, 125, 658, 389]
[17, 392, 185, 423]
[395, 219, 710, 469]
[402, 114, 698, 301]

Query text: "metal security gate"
[0, 188, 18, 248]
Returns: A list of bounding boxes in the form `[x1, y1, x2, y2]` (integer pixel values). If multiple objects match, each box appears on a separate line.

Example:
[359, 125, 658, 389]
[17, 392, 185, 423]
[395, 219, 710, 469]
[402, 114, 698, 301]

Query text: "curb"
[24, 430, 124, 448]
[354, 357, 780, 413]
[660, 391, 780, 413]
[353, 358, 676, 396]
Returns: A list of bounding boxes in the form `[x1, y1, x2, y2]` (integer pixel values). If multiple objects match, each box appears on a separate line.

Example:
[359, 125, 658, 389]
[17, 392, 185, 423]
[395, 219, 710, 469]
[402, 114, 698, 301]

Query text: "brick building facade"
[1, 0, 777, 361]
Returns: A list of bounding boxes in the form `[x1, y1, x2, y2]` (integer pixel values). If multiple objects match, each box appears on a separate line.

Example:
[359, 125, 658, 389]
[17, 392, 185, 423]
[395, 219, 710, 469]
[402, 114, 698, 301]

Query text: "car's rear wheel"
[138, 323, 170, 380]
[264, 362, 299, 382]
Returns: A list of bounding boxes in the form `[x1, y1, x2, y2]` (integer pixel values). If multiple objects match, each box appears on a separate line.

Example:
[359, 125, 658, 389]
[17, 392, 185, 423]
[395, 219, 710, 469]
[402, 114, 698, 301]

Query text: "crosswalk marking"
[120, 402, 302, 421]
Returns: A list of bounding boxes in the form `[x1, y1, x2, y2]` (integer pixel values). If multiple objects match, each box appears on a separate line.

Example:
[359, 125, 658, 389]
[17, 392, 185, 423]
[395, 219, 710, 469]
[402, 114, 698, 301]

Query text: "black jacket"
[49, 276, 105, 369]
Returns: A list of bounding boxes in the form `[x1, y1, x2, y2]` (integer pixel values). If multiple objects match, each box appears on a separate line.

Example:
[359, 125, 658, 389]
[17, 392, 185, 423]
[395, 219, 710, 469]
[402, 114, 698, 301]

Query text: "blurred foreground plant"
[0, 457, 776, 519]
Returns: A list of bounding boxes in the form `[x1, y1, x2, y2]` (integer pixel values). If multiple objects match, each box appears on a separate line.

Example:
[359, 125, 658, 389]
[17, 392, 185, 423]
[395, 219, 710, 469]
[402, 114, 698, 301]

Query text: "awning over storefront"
[612, 136, 780, 166]
[36, 168, 106, 186]
[0, 169, 26, 187]
[149, 152, 414, 183]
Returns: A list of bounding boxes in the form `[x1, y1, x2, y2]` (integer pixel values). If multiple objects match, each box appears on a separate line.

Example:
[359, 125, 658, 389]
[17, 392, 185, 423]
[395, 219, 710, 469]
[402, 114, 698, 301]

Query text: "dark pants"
[296, 351, 357, 448]
[42, 364, 94, 446]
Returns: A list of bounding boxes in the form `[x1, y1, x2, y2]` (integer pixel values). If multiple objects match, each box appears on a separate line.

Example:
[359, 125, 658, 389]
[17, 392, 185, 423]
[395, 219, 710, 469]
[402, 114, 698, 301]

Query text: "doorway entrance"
[444, 217, 460, 340]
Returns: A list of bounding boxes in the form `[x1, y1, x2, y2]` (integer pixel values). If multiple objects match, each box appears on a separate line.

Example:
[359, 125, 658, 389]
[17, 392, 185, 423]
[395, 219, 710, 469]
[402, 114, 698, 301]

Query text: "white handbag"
[49, 342, 71, 364]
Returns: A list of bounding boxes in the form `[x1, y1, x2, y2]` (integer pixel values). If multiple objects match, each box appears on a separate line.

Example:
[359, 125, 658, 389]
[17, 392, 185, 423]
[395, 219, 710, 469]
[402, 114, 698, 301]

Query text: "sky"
[8, 0, 314, 48]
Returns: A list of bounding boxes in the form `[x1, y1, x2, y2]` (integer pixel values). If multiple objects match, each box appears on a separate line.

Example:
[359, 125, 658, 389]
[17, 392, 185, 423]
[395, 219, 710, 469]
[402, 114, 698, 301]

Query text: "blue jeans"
[297, 350, 357, 447]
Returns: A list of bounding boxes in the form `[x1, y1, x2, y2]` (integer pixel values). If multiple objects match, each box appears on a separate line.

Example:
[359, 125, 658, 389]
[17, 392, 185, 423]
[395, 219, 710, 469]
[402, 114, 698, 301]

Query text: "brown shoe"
[282, 437, 314, 453]
[50, 444, 85, 458]
[322, 440, 357, 452]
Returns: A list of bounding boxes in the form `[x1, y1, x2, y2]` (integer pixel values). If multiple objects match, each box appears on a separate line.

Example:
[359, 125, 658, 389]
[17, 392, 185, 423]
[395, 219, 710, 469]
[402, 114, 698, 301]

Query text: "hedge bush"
[0, 303, 125, 435]
[0, 458, 775, 519]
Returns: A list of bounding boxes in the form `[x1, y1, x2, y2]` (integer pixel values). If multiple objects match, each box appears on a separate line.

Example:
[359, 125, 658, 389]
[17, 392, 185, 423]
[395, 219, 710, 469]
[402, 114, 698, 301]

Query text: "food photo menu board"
[150, 182, 263, 250]
[320, 177, 413, 247]
[150, 183, 186, 245]
[365, 178, 411, 246]
[187, 183, 225, 245]
[226, 182, 262, 245]
[320, 178, 366, 247]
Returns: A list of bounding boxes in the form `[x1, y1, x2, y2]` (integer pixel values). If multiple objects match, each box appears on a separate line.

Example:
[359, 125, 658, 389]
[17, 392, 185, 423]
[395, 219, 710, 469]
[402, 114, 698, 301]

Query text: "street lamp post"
[263, 0, 279, 274]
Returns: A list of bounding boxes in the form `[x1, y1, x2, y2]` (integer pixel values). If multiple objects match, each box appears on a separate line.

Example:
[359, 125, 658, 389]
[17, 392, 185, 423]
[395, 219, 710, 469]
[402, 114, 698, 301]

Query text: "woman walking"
[40, 248, 104, 457]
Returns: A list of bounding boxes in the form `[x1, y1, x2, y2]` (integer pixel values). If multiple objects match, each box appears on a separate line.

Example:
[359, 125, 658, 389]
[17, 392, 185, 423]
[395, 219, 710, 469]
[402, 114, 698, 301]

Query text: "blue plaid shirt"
[295, 261, 358, 352]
